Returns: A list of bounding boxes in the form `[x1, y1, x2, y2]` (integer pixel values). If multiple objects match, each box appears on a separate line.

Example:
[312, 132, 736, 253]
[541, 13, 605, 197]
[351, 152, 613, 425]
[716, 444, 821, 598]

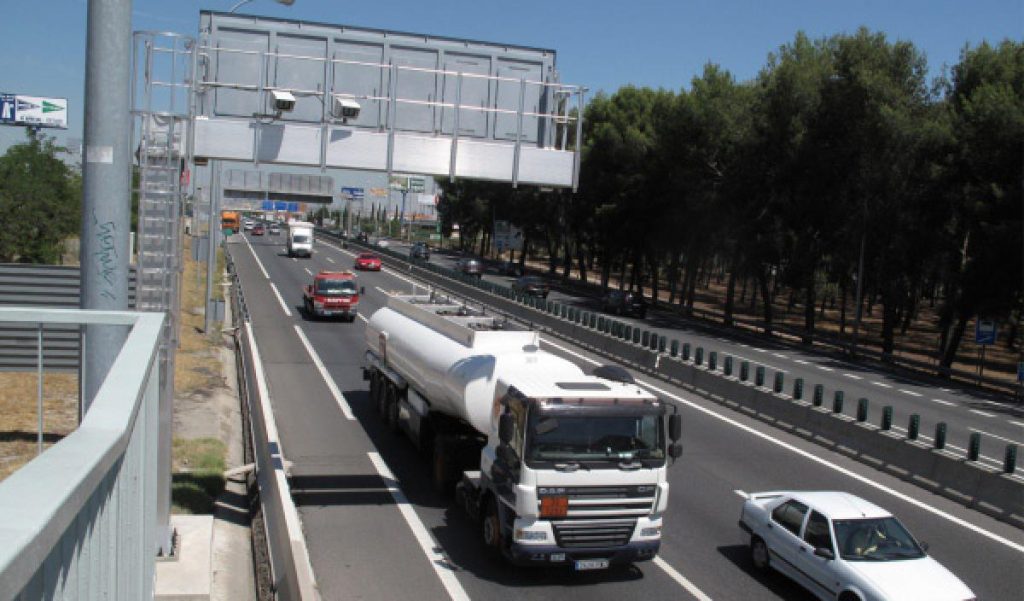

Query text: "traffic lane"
[231, 238, 455, 601]
[265, 247, 715, 600]
[534, 336, 1024, 601]
[306, 238, 1024, 598]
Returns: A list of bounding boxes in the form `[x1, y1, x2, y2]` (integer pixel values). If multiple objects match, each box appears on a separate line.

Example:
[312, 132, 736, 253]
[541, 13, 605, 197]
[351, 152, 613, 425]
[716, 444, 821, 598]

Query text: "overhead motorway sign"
[274, 201, 288, 211]
[261, 200, 274, 210]
[975, 318, 998, 346]
[0, 94, 68, 129]
[341, 187, 365, 200]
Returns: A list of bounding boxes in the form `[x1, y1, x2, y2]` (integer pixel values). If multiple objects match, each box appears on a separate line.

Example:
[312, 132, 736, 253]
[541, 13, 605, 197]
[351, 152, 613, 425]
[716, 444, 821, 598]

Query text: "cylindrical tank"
[366, 306, 585, 434]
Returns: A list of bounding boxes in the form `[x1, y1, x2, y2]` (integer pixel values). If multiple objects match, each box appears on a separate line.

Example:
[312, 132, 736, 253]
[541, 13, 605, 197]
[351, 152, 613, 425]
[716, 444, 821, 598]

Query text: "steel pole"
[80, 0, 133, 409]
[204, 160, 219, 333]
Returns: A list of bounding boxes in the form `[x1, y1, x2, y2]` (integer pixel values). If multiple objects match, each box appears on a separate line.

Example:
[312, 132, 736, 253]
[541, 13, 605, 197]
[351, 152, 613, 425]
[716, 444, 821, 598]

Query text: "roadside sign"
[274, 201, 288, 211]
[369, 187, 388, 197]
[0, 93, 67, 129]
[341, 186, 365, 200]
[493, 220, 523, 252]
[408, 177, 426, 193]
[975, 319, 998, 345]
[389, 175, 408, 191]
[261, 200, 274, 210]
[288, 202, 300, 212]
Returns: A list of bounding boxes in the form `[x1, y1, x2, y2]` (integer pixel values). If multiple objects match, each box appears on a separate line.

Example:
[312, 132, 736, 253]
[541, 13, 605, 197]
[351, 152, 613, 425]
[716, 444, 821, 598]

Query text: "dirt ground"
[0, 372, 79, 482]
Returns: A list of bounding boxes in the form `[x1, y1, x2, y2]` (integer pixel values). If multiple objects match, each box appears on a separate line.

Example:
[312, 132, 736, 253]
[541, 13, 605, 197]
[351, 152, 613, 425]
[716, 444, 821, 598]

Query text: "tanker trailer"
[363, 293, 683, 570]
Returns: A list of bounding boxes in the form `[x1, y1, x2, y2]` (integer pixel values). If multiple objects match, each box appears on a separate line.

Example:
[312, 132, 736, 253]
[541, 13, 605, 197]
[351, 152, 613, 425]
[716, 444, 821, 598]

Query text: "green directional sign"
[42, 101, 63, 114]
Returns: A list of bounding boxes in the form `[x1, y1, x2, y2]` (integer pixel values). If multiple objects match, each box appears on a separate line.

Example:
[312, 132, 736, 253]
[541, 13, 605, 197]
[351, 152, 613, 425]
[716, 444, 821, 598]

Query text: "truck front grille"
[552, 519, 637, 548]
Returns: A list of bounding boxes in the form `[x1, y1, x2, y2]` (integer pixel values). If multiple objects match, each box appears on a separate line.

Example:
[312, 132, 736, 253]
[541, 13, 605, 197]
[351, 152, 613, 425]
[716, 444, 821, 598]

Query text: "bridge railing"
[0, 308, 164, 600]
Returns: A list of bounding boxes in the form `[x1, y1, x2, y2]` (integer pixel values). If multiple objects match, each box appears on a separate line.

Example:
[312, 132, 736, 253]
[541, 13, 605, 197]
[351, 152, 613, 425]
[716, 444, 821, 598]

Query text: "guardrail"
[318, 230, 1023, 527]
[225, 248, 317, 601]
[0, 308, 164, 600]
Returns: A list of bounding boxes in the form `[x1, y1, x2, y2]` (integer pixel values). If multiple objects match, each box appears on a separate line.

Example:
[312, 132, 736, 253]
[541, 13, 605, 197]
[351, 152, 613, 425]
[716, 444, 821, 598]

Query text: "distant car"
[268, 224, 281, 235]
[375, 238, 391, 248]
[511, 276, 549, 299]
[455, 257, 483, 278]
[354, 253, 382, 271]
[498, 261, 524, 277]
[251, 224, 265, 236]
[409, 242, 430, 261]
[739, 491, 976, 601]
[601, 289, 647, 318]
[242, 220, 254, 231]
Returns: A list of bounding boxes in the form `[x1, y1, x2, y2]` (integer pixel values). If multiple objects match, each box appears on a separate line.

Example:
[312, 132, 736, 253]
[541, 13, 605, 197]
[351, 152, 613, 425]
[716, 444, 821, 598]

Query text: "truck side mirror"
[668, 443, 682, 460]
[669, 414, 682, 442]
[498, 413, 514, 445]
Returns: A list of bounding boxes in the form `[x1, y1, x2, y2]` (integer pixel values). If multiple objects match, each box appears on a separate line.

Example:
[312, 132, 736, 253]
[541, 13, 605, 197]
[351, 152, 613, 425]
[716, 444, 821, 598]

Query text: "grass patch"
[0, 372, 79, 482]
[171, 437, 226, 515]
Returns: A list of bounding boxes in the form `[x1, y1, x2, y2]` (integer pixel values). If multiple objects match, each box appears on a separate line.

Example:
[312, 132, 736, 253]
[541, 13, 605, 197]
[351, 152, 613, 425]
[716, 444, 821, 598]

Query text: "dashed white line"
[772, 353, 787, 359]
[843, 373, 863, 380]
[872, 381, 893, 389]
[1011, 421, 1024, 429]
[293, 325, 354, 421]
[969, 409, 996, 418]
[326, 256, 335, 263]
[368, 452, 471, 601]
[898, 389, 923, 397]
[753, 348, 767, 354]
[292, 257, 297, 262]
[653, 556, 713, 601]
[304, 267, 313, 276]
[930, 398, 956, 407]
[817, 365, 834, 372]
[727, 353, 789, 374]
[269, 283, 292, 317]
[733, 490, 748, 499]
[970, 428, 1024, 447]
[538, 336, 1024, 553]
[739, 343, 750, 348]
[794, 359, 810, 365]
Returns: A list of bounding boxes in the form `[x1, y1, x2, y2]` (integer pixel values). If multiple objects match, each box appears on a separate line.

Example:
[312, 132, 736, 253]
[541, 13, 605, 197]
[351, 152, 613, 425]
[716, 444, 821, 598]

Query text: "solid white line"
[357, 313, 369, 324]
[293, 324, 355, 420]
[304, 267, 313, 276]
[269, 283, 292, 317]
[653, 557, 713, 601]
[326, 256, 335, 263]
[930, 398, 956, 407]
[872, 381, 893, 389]
[243, 235, 270, 279]
[368, 452, 471, 601]
[538, 336, 1024, 554]
[969, 409, 996, 418]
[843, 373, 863, 380]
[734, 490, 748, 499]
[970, 428, 1024, 447]
[899, 389, 923, 397]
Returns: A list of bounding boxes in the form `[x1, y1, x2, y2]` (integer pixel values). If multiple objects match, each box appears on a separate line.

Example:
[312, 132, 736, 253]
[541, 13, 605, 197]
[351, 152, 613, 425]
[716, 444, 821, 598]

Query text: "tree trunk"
[803, 272, 816, 344]
[562, 236, 573, 280]
[724, 251, 740, 326]
[546, 232, 558, 274]
[576, 242, 588, 284]
[648, 254, 660, 307]
[881, 284, 899, 357]
[839, 278, 848, 336]
[759, 270, 774, 337]
[939, 310, 969, 371]
[667, 253, 681, 305]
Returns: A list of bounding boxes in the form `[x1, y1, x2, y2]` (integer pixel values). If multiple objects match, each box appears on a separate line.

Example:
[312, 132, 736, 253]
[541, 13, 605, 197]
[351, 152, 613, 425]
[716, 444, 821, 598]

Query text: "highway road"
[231, 231, 1024, 601]
[366, 237, 1024, 478]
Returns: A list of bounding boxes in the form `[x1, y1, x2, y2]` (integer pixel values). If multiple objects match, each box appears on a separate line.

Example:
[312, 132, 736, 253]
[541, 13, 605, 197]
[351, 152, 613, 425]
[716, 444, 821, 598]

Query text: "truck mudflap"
[506, 540, 660, 568]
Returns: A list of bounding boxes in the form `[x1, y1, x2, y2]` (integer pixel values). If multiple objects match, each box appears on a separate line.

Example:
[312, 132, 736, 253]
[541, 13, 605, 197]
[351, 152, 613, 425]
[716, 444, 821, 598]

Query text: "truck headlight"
[514, 528, 548, 542]
[640, 526, 661, 537]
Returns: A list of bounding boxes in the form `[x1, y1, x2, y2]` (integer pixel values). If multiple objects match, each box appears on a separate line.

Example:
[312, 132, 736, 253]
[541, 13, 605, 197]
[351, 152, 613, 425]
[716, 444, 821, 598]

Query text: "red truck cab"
[303, 271, 362, 321]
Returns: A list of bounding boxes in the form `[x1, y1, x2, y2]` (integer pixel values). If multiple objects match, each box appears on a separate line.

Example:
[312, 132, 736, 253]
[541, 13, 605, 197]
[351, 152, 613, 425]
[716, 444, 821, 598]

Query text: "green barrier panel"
[560, 305, 568, 318]
[908, 414, 920, 440]
[740, 361, 749, 382]
[632, 328, 641, 344]
[968, 432, 981, 461]
[832, 390, 844, 413]
[881, 406, 893, 430]
[724, 356, 733, 376]
[589, 313, 597, 329]
[754, 366, 765, 387]
[649, 334, 658, 351]
[813, 384, 824, 406]
[695, 347, 704, 366]
[670, 340, 679, 357]
[682, 343, 691, 361]
[934, 422, 947, 450]
[642, 331, 651, 347]
[1004, 445, 1017, 474]
[793, 378, 803, 400]
[708, 351, 717, 371]
[658, 336, 666, 353]
[857, 398, 869, 422]
[773, 372, 784, 394]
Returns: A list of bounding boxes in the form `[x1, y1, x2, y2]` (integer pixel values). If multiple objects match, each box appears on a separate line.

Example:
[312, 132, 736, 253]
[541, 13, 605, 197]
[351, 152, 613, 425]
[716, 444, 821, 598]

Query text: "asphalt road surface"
[230, 231, 1024, 601]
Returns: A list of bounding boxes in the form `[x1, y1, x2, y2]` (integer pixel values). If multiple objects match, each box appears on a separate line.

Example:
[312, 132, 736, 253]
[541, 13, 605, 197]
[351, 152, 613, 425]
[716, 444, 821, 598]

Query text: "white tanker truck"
[363, 292, 683, 570]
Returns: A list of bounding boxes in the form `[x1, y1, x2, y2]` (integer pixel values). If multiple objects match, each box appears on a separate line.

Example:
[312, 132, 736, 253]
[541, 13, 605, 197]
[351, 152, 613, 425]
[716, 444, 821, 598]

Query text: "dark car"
[409, 242, 430, 261]
[251, 224, 265, 236]
[601, 289, 647, 318]
[455, 257, 483, 278]
[511, 276, 549, 299]
[356, 231, 369, 243]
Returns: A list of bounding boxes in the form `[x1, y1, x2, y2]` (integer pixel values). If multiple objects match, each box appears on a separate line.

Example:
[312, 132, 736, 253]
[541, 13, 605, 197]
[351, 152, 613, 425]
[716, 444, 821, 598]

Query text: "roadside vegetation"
[437, 32, 1022, 380]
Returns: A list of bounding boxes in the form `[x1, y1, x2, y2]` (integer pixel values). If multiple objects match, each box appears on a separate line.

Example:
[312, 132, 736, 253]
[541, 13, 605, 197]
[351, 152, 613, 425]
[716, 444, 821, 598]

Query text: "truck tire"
[750, 536, 770, 572]
[481, 497, 503, 554]
[369, 372, 381, 415]
[385, 384, 400, 433]
[431, 437, 454, 495]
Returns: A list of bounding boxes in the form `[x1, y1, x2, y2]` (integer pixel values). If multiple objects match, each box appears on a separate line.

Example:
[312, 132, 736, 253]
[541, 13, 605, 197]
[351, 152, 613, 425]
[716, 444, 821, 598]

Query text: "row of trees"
[0, 130, 81, 263]
[437, 30, 1022, 369]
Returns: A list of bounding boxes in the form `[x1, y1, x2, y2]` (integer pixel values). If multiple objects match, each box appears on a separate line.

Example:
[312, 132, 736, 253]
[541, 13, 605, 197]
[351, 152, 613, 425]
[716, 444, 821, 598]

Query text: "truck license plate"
[574, 559, 609, 571]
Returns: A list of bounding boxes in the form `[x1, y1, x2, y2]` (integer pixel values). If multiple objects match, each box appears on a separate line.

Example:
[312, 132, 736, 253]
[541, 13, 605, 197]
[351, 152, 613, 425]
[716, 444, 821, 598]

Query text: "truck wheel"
[481, 497, 503, 553]
[369, 372, 380, 414]
[431, 438, 453, 495]
[750, 536, 770, 572]
[385, 385, 400, 433]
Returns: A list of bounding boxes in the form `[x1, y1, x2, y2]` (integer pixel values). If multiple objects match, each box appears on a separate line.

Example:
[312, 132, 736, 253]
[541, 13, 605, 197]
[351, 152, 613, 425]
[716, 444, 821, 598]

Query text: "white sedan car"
[738, 491, 975, 601]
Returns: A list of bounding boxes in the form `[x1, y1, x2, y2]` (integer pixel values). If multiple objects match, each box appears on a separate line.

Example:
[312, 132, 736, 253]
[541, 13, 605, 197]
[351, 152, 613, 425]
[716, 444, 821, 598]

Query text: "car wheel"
[750, 536, 770, 572]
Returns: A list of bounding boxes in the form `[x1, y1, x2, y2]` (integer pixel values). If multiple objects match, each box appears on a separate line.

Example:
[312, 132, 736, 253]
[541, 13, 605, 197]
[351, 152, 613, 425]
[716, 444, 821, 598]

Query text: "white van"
[286, 222, 314, 258]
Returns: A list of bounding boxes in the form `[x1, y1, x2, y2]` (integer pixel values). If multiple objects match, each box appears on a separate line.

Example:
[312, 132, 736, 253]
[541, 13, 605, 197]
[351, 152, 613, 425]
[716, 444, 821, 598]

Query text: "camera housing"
[331, 96, 361, 121]
[271, 90, 296, 112]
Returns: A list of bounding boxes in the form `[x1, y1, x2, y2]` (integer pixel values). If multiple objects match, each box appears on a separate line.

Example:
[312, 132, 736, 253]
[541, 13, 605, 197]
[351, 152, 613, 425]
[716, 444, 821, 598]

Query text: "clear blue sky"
[0, 0, 1020, 154]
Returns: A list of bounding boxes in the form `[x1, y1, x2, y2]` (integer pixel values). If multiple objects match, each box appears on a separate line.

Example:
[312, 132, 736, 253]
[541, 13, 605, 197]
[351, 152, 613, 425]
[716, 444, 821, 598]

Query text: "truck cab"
[303, 271, 362, 321]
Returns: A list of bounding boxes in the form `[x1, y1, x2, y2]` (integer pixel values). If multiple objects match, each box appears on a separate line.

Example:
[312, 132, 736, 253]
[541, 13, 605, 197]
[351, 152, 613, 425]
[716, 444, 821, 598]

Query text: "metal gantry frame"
[130, 30, 196, 555]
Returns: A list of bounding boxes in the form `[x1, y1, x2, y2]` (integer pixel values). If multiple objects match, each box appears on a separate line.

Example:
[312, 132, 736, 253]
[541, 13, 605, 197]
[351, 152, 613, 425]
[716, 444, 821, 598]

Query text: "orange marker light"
[540, 496, 569, 518]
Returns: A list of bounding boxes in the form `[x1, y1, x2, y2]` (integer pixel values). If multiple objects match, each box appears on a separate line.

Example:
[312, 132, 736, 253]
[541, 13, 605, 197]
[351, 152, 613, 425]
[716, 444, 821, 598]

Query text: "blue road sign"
[261, 200, 274, 210]
[975, 318, 997, 345]
[0, 94, 15, 124]
[341, 186, 365, 200]
[274, 201, 288, 211]
[287, 202, 300, 212]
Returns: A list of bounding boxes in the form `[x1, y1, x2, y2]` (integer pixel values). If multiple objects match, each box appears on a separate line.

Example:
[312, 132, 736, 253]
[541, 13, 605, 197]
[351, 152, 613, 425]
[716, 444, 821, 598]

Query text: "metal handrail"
[0, 308, 164, 600]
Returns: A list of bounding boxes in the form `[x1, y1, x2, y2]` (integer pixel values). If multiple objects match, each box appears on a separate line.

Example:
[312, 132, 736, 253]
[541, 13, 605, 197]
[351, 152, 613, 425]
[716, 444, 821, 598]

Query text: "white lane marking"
[772, 353, 787, 359]
[293, 324, 354, 420]
[940, 387, 953, 393]
[739, 343, 750, 348]
[1011, 421, 1024, 428]
[794, 359, 810, 365]
[304, 267, 313, 276]
[368, 452, 471, 601]
[729, 354, 789, 374]
[292, 257, 298, 262]
[718, 337, 731, 342]
[899, 389, 923, 397]
[326, 256, 335, 263]
[817, 365, 834, 372]
[969, 409, 996, 418]
[753, 348, 767, 354]
[930, 398, 956, 407]
[971, 428, 1024, 447]
[269, 283, 292, 317]
[244, 235, 270, 279]
[357, 313, 368, 323]
[842, 373, 863, 380]
[734, 490, 748, 499]
[538, 336, 1024, 554]
[652, 557, 713, 601]
[872, 381, 893, 389]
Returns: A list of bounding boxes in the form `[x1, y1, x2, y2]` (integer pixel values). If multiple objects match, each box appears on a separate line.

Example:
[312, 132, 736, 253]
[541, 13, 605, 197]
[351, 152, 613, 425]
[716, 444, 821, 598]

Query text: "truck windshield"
[525, 411, 664, 465]
[292, 235, 310, 243]
[316, 280, 356, 295]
